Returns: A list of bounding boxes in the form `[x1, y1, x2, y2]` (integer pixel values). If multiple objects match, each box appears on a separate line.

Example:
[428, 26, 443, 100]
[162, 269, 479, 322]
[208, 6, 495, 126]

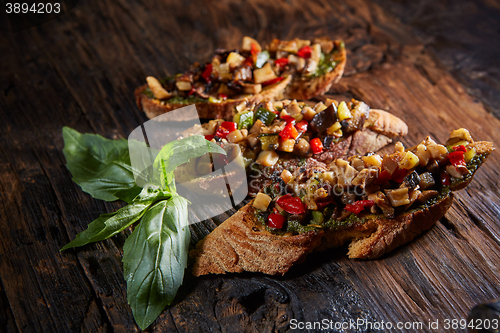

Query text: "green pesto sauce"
[307, 47, 342, 78]
[324, 213, 368, 230]
[450, 153, 488, 189]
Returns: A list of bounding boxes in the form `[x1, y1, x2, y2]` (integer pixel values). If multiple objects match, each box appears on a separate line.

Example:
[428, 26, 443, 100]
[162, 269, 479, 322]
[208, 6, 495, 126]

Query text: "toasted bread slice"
[191, 133, 494, 276]
[136, 37, 347, 121]
[135, 76, 291, 121]
[191, 194, 453, 275]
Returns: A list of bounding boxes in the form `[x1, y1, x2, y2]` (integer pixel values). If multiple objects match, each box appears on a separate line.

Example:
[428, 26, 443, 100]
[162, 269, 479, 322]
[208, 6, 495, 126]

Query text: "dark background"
[1, 0, 500, 332]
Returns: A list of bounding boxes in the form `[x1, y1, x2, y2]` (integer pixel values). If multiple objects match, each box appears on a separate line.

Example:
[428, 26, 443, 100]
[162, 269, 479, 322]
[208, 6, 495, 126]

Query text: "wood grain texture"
[0, 0, 499, 332]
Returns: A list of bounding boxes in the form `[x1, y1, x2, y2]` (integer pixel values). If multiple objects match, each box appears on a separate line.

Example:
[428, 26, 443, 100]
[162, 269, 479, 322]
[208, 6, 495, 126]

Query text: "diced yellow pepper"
[326, 122, 342, 135]
[337, 101, 352, 121]
[398, 151, 420, 169]
[464, 147, 476, 163]
[362, 154, 382, 167]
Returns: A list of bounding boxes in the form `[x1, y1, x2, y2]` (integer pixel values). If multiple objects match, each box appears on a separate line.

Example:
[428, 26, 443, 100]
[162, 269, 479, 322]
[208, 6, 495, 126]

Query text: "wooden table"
[1, 0, 499, 332]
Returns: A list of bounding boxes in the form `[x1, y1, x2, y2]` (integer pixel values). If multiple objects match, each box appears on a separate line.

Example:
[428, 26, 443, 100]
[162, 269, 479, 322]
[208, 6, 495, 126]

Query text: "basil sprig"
[61, 127, 225, 329]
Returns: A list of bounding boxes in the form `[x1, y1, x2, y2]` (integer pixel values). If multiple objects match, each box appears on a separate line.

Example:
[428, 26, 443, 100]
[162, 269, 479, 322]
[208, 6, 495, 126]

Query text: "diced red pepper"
[215, 121, 237, 139]
[295, 120, 308, 132]
[268, 213, 285, 229]
[262, 77, 285, 86]
[275, 58, 289, 68]
[276, 194, 306, 214]
[220, 121, 237, 132]
[279, 123, 299, 140]
[215, 126, 230, 139]
[441, 172, 450, 186]
[250, 43, 259, 56]
[204, 135, 214, 141]
[345, 200, 375, 215]
[281, 115, 296, 124]
[448, 151, 466, 167]
[375, 170, 391, 185]
[201, 64, 212, 83]
[453, 145, 467, 153]
[391, 168, 407, 183]
[218, 93, 228, 100]
[297, 46, 312, 59]
[188, 86, 195, 96]
[310, 138, 323, 154]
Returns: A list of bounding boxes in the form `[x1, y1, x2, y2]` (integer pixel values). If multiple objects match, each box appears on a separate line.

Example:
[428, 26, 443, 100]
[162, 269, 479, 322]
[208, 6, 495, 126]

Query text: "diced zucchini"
[256, 51, 270, 69]
[254, 107, 277, 126]
[259, 134, 279, 150]
[233, 111, 254, 130]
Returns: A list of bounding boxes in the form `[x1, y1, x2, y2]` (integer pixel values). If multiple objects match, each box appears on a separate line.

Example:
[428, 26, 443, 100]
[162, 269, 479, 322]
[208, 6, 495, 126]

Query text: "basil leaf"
[62, 127, 144, 201]
[61, 200, 153, 250]
[113, 186, 143, 203]
[152, 135, 226, 191]
[123, 196, 190, 330]
[133, 184, 172, 203]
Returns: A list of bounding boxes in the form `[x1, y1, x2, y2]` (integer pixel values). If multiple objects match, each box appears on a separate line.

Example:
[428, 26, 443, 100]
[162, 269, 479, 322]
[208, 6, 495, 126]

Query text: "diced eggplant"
[418, 172, 435, 190]
[384, 188, 410, 207]
[417, 190, 439, 203]
[310, 104, 337, 133]
[339, 100, 369, 133]
[402, 171, 421, 190]
[368, 191, 395, 218]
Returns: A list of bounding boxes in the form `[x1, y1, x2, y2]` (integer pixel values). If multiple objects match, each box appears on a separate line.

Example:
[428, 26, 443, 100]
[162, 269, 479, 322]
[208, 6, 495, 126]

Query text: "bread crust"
[191, 194, 454, 276]
[364, 109, 409, 138]
[345, 195, 453, 259]
[135, 76, 292, 121]
[191, 203, 325, 276]
[283, 45, 347, 100]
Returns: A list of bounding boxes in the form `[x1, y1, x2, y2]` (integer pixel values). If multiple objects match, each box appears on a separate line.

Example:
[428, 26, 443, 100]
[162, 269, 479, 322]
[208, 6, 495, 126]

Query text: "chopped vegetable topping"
[295, 120, 308, 132]
[297, 46, 312, 59]
[201, 64, 212, 83]
[310, 138, 323, 154]
[448, 151, 466, 167]
[279, 123, 299, 140]
[345, 200, 375, 215]
[268, 213, 285, 229]
[275, 58, 289, 68]
[276, 194, 306, 214]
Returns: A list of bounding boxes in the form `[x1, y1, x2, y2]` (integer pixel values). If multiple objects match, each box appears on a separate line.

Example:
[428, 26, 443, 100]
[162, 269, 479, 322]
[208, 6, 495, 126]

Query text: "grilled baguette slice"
[191, 138, 493, 276]
[135, 76, 291, 121]
[136, 37, 346, 121]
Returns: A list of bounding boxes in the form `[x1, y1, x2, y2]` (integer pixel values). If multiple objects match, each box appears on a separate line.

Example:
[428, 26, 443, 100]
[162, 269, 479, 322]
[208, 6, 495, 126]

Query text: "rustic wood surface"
[1, 0, 499, 332]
